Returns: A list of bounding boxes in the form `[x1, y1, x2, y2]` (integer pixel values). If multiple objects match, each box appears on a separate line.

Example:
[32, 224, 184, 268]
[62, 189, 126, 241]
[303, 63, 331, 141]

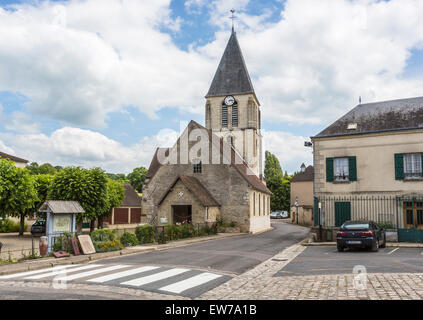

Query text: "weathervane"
[230, 9, 236, 32]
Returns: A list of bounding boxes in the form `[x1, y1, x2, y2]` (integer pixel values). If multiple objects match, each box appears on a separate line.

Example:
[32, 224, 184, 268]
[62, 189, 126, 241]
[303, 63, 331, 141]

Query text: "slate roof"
[158, 175, 220, 207]
[39, 201, 85, 214]
[121, 184, 142, 207]
[315, 96, 423, 138]
[0, 151, 28, 163]
[291, 166, 314, 182]
[206, 30, 255, 98]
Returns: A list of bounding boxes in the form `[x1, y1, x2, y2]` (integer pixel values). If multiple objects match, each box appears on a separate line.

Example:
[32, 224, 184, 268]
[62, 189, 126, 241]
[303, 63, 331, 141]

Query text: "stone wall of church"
[142, 163, 252, 232]
[157, 180, 206, 225]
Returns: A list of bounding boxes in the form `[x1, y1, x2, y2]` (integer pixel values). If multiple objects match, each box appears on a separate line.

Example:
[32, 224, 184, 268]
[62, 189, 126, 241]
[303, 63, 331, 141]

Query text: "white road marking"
[87, 266, 160, 283]
[121, 268, 190, 287]
[159, 272, 222, 294]
[388, 248, 400, 255]
[0, 265, 80, 280]
[25, 264, 102, 280]
[55, 265, 129, 281]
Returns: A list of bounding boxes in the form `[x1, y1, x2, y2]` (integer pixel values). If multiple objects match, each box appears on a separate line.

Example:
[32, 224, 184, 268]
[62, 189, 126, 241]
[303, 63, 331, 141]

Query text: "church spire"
[205, 29, 255, 98]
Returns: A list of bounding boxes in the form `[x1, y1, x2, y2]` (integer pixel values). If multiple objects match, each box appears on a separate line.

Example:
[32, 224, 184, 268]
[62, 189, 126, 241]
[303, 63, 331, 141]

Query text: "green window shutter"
[348, 156, 357, 181]
[313, 197, 319, 227]
[394, 153, 404, 180]
[326, 158, 334, 182]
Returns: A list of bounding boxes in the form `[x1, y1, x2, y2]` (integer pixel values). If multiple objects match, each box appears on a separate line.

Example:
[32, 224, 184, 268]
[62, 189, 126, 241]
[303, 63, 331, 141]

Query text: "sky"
[0, 0, 423, 174]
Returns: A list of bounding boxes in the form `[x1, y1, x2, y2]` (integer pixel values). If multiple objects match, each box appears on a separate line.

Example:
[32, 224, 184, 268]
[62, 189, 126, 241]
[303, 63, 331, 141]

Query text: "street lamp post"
[294, 197, 299, 225]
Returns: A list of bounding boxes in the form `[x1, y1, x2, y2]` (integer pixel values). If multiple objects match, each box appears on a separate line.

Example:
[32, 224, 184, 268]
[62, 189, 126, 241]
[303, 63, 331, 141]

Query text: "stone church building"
[142, 30, 272, 233]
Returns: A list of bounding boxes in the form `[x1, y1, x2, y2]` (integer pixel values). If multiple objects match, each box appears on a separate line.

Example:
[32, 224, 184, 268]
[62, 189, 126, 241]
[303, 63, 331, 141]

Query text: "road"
[0, 220, 310, 300]
[277, 245, 423, 277]
[102, 220, 310, 275]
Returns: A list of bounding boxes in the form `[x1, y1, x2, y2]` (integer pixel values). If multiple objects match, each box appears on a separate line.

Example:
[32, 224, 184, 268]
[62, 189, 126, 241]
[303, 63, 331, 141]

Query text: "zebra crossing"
[0, 263, 231, 298]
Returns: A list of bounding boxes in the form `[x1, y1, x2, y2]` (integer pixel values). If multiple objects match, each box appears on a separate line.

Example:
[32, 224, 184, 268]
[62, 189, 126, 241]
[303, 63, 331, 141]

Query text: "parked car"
[280, 211, 289, 218]
[31, 217, 46, 236]
[336, 220, 386, 252]
[270, 212, 284, 219]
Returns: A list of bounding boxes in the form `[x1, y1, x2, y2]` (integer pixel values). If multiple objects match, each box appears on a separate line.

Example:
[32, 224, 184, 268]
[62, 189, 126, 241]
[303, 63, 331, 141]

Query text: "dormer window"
[347, 123, 358, 130]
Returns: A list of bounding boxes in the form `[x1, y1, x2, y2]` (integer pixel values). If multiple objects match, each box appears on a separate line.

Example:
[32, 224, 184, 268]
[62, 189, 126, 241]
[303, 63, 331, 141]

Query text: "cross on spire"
[230, 9, 236, 32]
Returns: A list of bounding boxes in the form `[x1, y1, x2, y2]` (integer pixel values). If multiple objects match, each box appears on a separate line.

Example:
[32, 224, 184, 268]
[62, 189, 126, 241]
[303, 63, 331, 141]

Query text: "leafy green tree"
[31, 174, 54, 214]
[264, 151, 292, 212]
[106, 173, 127, 183]
[127, 167, 147, 193]
[27, 162, 59, 175]
[0, 159, 38, 235]
[97, 179, 125, 229]
[48, 167, 108, 232]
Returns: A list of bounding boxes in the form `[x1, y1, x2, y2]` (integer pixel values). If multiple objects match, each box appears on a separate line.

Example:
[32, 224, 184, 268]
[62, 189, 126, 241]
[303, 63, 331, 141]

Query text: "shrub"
[135, 225, 154, 244]
[90, 229, 116, 242]
[94, 239, 123, 253]
[377, 222, 395, 230]
[0, 219, 28, 233]
[119, 232, 139, 247]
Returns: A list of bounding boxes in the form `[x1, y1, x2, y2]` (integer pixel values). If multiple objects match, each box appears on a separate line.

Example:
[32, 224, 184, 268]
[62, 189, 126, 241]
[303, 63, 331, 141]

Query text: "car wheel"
[337, 245, 344, 252]
[371, 240, 379, 252]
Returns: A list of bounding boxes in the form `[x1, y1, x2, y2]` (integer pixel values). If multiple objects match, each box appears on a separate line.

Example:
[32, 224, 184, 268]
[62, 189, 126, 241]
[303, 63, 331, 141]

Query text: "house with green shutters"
[311, 97, 423, 238]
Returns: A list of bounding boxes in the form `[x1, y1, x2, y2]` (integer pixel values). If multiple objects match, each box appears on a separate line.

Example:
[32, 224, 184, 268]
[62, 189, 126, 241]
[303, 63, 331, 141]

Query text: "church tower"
[205, 29, 263, 178]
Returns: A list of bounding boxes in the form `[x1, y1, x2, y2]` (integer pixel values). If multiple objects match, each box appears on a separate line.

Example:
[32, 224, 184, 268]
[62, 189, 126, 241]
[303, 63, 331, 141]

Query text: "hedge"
[135, 225, 154, 244]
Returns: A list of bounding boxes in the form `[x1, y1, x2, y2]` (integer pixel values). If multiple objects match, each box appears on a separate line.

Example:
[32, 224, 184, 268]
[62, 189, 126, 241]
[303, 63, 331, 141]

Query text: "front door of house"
[335, 202, 351, 227]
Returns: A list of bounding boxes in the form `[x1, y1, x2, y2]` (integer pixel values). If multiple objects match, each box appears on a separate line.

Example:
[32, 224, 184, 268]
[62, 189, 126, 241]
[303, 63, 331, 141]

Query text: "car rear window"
[343, 223, 369, 229]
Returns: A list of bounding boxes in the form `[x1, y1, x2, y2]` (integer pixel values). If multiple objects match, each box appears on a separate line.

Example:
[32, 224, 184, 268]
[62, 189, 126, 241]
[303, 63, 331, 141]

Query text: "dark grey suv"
[336, 220, 386, 252]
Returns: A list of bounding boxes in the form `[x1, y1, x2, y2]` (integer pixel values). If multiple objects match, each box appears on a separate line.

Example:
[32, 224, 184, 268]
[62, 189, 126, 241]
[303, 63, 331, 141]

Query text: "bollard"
[39, 236, 48, 257]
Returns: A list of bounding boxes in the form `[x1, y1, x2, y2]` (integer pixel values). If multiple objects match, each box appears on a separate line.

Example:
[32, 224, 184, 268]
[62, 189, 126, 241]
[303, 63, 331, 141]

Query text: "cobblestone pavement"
[199, 244, 423, 300]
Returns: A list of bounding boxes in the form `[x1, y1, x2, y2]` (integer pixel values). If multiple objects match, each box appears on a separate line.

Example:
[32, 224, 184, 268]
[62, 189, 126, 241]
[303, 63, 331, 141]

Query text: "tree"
[31, 174, 54, 215]
[106, 173, 127, 183]
[0, 159, 38, 235]
[264, 151, 292, 212]
[97, 179, 125, 229]
[127, 167, 147, 193]
[27, 162, 58, 175]
[48, 167, 108, 233]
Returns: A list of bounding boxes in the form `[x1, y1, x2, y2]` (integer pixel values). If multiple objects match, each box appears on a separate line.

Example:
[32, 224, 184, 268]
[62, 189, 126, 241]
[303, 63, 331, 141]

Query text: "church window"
[253, 192, 256, 216]
[193, 159, 202, 173]
[232, 103, 238, 127]
[227, 136, 234, 146]
[222, 105, 228, 127]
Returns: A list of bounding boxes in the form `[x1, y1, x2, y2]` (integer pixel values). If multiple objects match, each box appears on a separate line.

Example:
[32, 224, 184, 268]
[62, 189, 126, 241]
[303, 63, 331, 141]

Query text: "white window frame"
[404, 153, 422, 179]
[334, 157, 349, 182]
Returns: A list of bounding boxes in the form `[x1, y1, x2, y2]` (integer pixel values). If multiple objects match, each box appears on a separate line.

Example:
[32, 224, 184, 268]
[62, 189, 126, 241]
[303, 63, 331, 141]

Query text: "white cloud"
[263, 131, 313, 174]
[0, 126, 179, 173]
[0, 138, 15, 155]
[1, 0, 423, 130]
[4, 111, 40, 133]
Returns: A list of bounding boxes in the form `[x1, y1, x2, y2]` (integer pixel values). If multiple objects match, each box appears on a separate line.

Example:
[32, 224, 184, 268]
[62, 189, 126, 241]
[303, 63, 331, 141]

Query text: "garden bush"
[119, 232, 139, 247]
[0, 219, 28, 233]
[90, 228, 116, 242]
[94, 239, 123, 253]
[135, 225, 154, 244]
